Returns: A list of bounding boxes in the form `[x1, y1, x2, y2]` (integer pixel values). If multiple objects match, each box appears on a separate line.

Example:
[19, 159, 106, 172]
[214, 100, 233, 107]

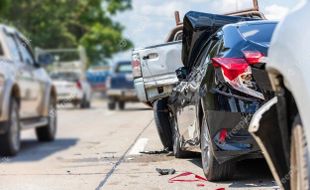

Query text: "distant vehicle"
[0, 24, 57, 156]
[50, 70, 92, 108]
[37, 47, 92, 109]
[86, 66, 110, 93]
[106, 61, 138, 110]
[249, 1, 310, 189]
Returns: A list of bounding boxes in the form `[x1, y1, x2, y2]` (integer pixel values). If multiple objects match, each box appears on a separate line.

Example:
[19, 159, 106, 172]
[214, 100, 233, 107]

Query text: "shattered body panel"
[249, 97, 290, 190]
[182, 11, 258, 70]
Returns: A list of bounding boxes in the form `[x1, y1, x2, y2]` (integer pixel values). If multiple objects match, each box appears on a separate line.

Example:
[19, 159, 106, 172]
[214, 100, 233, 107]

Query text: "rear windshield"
[238, 23, 277, 44]
[50, 72, 80, 81]
[116, 63, 132, 73]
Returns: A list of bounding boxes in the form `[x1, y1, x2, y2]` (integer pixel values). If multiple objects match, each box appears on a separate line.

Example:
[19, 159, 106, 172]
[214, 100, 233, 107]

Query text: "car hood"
[182, 11, 259, 69]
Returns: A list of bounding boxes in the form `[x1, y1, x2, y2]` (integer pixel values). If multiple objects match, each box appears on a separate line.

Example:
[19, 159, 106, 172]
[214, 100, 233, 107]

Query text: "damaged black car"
[167, 11, 278, 181]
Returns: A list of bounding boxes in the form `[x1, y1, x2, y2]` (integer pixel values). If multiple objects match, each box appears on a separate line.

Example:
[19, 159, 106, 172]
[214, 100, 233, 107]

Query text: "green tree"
[0, 0, 10, 12]
[0, 0, 133, 64]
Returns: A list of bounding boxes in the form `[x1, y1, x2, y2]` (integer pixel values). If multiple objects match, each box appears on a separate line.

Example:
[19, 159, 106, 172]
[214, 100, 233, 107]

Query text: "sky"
[112, 0, 302, 62]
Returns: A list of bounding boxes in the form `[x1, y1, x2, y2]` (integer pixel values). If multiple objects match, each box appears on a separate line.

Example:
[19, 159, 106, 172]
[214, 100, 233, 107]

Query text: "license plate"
[125, 91, 136, 96]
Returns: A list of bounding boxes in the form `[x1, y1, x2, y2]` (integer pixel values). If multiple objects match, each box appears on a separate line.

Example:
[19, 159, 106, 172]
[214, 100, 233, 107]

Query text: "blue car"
[106, 61, 138, 110]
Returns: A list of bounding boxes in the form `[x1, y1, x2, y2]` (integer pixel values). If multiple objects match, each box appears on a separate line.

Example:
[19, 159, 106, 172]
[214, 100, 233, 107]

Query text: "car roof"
[226, 20, 278, 28]
[0, 24, 30, 43]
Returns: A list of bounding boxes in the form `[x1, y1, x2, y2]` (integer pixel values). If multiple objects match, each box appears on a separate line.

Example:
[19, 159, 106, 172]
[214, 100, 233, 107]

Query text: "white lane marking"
[104, 111, 115, 116]
[128, 138, 149, 155]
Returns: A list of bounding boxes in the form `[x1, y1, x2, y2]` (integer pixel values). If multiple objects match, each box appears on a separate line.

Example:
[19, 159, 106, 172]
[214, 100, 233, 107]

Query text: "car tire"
[153, 99, 173, 151]
[144, 102, 153, 108]
[0, 98, 21, 156]
[118, 101, 125, 110]
[36, 98, 57, 142]
[108, 100, 116, 110]
[86, 101, 91, 108]
[201, 116, 235, 181]
[290, 115, 309, 190]
[80, 95, 88, 109]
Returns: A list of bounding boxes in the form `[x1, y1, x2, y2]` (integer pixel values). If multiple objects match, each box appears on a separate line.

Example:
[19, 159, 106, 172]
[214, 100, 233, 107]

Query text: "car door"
[15, 35, 42, 118]
[175, 40, 216, 149]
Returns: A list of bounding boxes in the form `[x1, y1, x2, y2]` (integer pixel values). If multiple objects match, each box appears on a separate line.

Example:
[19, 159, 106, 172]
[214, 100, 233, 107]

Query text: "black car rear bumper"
[206, 110, 261, 163]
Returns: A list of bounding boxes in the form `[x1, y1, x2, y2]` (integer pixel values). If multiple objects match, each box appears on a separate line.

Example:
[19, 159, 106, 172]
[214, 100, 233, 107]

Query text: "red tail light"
[242, 50, 264, 65]
[131, 54, 142, 78]
[211, 52, 265, 100]
[219, 129, 228, 143]
[212, 58, 248, 80]
[76, 81, 82, 89]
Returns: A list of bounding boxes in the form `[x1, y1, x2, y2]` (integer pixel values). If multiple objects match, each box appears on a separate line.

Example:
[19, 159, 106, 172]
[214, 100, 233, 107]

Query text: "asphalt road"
[0, 100, 279, 190]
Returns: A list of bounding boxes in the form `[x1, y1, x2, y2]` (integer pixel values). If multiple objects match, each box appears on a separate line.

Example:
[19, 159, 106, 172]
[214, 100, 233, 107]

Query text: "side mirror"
[176, 67, 189, 81]
[37, 53, 54, 66]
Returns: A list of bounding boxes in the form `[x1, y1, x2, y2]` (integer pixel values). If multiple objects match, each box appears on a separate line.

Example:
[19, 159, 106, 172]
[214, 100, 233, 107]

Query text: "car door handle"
[143, 53, 159, 60]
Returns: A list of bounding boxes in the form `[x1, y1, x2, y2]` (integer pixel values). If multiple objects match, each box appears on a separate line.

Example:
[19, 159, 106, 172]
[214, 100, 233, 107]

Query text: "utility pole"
[253, 0, 259, 10]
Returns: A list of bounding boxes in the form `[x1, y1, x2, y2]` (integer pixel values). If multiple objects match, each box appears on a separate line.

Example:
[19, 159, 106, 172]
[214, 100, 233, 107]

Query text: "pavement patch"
[95, 119, 154, 190]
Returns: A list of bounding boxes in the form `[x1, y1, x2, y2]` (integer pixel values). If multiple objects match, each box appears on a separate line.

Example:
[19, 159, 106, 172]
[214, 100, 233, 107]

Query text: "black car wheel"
[201, 115, 235, 181]
[80, 95, 88, 109]
[108, 99, 116, 110]
[290, 115, 309, 190]
[0, 98, 21, 156]
[118, 101, 125, 110]
[86, 101, 91, 108]
[36, 98, 57, 142]
[153, 99, 173, 151]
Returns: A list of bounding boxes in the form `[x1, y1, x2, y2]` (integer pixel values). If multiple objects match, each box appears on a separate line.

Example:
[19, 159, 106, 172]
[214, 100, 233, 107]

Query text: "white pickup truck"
[132, 12, 183, 104]
[131, 13, 183, 149]
[132, 40, 182, 103]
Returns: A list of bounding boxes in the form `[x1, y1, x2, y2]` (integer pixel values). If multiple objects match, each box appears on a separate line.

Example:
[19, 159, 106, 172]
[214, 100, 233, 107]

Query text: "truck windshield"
[238, 23, 277, 44]
[116, 63, 132, 73]
[50, 72, 80, 82]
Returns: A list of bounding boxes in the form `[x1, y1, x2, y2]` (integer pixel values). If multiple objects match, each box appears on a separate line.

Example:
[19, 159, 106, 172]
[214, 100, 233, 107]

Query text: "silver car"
[0, 24, 57, 156]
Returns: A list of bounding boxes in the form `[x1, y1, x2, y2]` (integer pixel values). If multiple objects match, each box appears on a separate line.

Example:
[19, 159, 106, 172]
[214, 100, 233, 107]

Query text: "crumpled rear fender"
[249, 97, 290, 190]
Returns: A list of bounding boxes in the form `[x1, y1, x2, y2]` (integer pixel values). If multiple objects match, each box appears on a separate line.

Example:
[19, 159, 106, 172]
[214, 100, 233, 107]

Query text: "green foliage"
[0, 0, 10, 12]
[0, 0, 133, 64]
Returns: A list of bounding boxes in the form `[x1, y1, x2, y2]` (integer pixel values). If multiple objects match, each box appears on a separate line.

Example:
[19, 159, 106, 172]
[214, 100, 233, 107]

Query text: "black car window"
[209, 39, 223, 58]
[238, 23, 277, 44]
[192, 39, 216, 69]
[16, 37, 35, 65]
[5, 33, 21, 62]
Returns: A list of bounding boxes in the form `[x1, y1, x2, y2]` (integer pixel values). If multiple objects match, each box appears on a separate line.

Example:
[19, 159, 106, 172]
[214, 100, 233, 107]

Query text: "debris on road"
[140, 148, 170, 155]
[168, 172, 208, 183]
[156, 168, 176, 175]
